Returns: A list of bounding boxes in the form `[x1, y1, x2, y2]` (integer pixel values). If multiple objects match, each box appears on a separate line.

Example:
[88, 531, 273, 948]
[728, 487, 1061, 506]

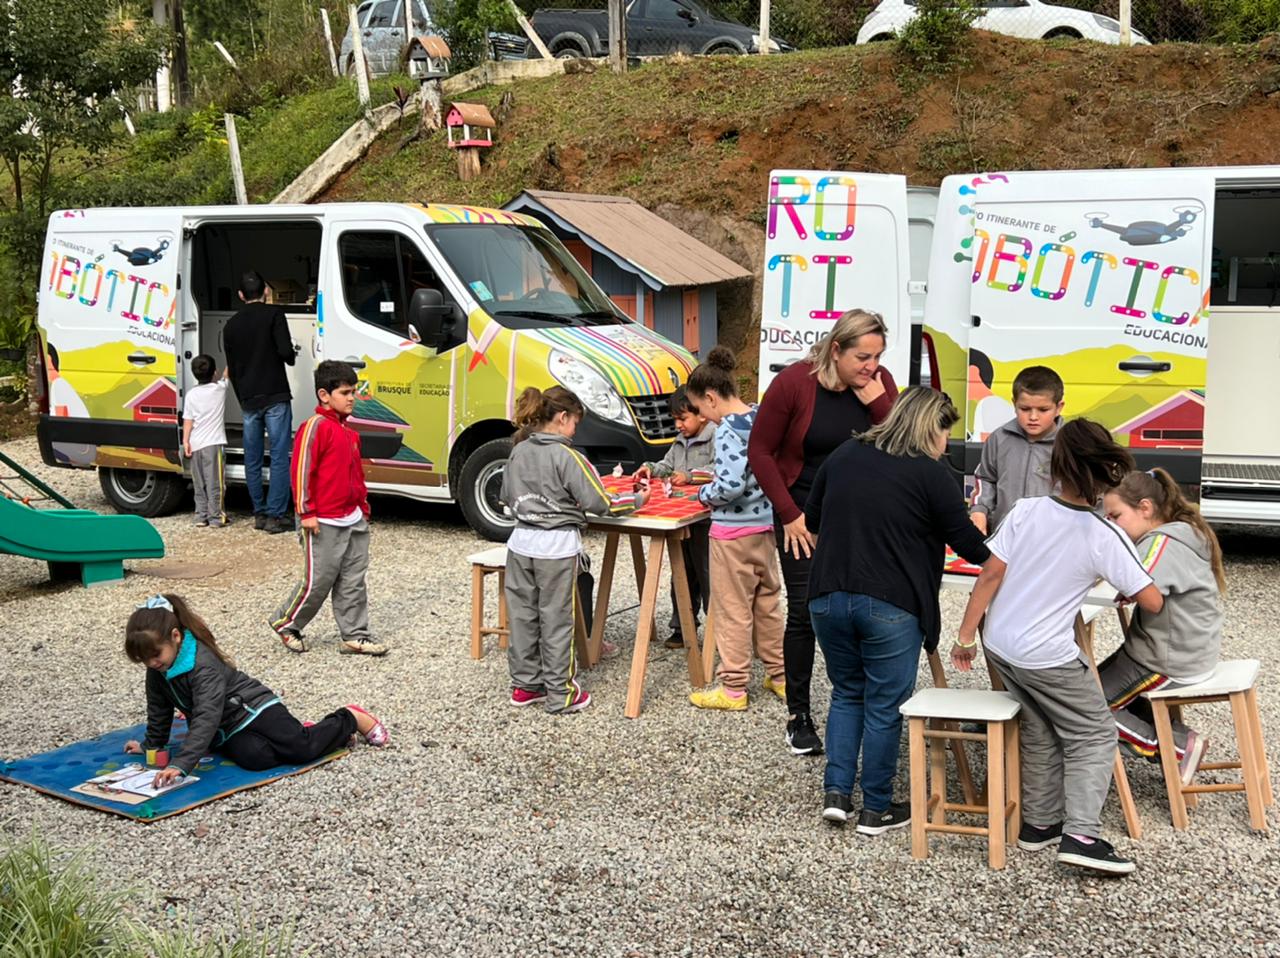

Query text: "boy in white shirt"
[183, 354, 230, 527]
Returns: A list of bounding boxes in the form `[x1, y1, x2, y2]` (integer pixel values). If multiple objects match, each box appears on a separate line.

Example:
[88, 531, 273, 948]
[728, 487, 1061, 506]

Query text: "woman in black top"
[804, 387, 990, 834]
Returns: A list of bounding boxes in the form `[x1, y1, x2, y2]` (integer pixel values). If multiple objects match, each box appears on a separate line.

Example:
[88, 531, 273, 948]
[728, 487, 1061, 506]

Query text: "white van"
[36, 202, 697, 539]
[761, 167, 1280, 527]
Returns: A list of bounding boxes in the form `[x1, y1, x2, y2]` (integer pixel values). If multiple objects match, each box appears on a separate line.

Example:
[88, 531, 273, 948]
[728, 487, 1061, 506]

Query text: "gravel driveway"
[1, 436, 1276, 957]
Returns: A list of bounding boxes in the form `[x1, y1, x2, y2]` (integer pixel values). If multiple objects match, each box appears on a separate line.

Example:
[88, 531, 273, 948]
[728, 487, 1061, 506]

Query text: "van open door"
[966, 170, 1215, 482]
[759, 170, 911, 396]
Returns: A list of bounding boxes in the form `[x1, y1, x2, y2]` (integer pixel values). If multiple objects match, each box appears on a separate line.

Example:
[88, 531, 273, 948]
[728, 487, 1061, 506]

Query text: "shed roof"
[447, 102, 495, 128]
[502, 190, 752, 291]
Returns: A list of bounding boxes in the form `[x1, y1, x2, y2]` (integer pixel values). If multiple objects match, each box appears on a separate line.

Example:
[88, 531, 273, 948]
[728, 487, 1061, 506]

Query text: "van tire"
[458, 437, 516, 542]
[98, 468, 187, 518]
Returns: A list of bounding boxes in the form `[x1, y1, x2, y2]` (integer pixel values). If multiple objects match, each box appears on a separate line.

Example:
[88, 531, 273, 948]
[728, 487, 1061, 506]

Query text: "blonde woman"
[748, 309, 899, 756]
[804, 387, 990, 833]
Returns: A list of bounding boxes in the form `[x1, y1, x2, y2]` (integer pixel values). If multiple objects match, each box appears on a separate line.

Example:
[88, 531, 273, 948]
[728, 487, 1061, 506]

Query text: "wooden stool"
[468, 546, 510, 659]
[901, 687, 1022, 869]
[1148, 659, 1273, 831]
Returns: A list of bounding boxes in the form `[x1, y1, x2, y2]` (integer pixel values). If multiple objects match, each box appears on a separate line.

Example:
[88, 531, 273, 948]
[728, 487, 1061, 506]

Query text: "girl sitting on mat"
[1101, 468, 1226, 784]
[124, 593, 388, 787]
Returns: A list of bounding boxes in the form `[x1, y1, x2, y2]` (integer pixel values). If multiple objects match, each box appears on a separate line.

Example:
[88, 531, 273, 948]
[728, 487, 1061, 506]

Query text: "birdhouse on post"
[408, 35, 451, 80]
[446, 102, 496, 182]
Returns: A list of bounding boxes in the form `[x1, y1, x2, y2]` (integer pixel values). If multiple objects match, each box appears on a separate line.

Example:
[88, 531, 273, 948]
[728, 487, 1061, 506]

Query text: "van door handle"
[127, 351, 157, 365]
[1118, 360, 1171, 373]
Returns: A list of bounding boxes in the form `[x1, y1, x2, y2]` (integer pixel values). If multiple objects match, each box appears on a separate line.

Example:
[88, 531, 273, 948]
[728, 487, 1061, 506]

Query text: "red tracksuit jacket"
[291, 405, 369, 521]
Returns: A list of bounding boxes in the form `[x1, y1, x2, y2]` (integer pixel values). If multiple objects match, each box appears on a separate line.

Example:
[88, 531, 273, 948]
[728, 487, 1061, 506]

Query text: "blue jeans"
[242, 401, 293, 518]
[810, 592, 923, 812]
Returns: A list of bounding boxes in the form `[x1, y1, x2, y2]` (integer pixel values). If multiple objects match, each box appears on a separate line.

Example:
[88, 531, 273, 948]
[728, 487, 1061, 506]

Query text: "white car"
[855, 0, 1150, 45]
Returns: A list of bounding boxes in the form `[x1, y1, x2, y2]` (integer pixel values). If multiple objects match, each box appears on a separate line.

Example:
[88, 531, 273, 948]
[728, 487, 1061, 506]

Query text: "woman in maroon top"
[747, 309, 899, 755]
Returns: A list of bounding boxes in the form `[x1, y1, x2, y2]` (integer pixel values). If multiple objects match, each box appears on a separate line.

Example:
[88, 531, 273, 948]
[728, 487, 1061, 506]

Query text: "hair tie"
[138, 595, 174, 613]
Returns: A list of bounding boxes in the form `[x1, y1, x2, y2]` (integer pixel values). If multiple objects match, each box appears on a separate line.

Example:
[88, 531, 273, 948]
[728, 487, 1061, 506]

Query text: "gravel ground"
[1, 435, 1278, 957]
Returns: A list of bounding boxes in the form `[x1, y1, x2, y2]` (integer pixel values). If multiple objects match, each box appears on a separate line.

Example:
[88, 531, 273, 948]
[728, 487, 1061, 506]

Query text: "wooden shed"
[502, 190, 751, 356]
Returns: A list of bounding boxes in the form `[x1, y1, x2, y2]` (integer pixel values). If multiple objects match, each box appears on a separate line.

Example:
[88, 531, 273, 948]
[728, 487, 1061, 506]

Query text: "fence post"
[608, 0, 626, 73]
[1119, 0, 1132, 45]
[349, 4, 371, 111]
[225, 114, 248, 205]
[507, 0, 554, 59]
[759, 0, 770, 54]
[320, 7, 340, 77]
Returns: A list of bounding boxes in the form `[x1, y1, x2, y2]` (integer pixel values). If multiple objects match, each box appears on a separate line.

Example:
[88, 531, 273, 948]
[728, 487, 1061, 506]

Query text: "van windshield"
[425, 223, 626, 328]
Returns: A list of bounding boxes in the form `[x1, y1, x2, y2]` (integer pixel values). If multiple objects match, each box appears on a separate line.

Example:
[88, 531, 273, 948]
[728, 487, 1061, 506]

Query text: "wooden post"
[418, 79, 442, 133]
[225, 114, 248, 205]
[759, 0, 770, 54]
[1119, 0, 1132, 45]
[404, 0, 414, 45]
[456, 147, 482, 181]
[320, 7, 340, 77]
[607, 0, 626, 73]
[213, 40, 239, 72]
[153, 0, 172, 112]
[349, 4, 371, 110]
[506, 0, 553, 59]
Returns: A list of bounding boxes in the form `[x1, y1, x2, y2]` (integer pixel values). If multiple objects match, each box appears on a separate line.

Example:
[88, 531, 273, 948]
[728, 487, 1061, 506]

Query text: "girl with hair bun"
[685, 347, 787, 712]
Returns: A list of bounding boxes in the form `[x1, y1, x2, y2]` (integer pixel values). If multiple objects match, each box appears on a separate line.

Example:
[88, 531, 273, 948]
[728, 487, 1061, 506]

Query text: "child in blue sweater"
[685, 347, 785, 711]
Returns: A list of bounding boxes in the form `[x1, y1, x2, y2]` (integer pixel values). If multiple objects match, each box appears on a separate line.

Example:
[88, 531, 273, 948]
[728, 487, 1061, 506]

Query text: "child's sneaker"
[1057, 835, 1135, 875]
[763, 675, 786, 702]
[344, 704, 390, 747]
[559, 685, 592, 714]
[856, 802, 912, 836]
[1180, 730, 1209, 786]
[275, 628, 307, 653]
[1017, 821, 1063, 851]
[510, 687, 548, 708]
[340, 638, 389, 656]
[689, 685, 747, 711]
[194, 518, 209, 527]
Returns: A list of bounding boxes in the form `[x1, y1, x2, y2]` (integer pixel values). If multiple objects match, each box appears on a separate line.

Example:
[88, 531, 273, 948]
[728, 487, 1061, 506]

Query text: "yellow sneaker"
[763, 675, 787, 702]
[689, 685, 748, 711]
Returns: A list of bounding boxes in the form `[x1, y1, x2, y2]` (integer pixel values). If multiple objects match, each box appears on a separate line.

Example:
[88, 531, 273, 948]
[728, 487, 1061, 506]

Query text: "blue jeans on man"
[242, 401, 293, 519]
[809, 592, 923, 813]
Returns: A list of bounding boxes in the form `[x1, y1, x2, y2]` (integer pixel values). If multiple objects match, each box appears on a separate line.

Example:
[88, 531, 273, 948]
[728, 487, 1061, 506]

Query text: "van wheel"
[458, 437, 515, 542]
[1043, 27, 1082, 39]
[98, 468, 186, 518]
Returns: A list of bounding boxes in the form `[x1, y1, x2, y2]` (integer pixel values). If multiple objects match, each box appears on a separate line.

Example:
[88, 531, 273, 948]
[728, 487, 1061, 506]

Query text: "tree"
[0, 0, 165, 348]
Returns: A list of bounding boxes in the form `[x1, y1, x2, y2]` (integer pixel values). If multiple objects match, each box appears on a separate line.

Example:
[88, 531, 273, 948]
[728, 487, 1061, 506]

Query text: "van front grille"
[626, 393, 678, 442]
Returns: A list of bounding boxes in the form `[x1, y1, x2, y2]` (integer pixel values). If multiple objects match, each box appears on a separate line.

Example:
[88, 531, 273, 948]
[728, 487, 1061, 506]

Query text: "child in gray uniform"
[970, 365, 1064, 535]
[1102, 468, 1226, 786]
[183, 354, 229, 527]
[635, 386, 715, 649]
[501, 386, 646, 714]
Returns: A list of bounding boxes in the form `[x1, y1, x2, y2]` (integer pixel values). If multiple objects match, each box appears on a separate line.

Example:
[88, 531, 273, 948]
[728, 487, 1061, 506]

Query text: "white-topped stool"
[1148, 659, 1272, 831]
[468, 546, 510, 659]
[901, 687, 1022, 869]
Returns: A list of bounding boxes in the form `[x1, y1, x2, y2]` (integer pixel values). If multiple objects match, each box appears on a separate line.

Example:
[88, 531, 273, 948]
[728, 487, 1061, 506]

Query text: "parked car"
[530, 0, 792, 59]
[339, 0, 436, 77]
[488, 30, 531, 60]
[855, 0, 1150, 45]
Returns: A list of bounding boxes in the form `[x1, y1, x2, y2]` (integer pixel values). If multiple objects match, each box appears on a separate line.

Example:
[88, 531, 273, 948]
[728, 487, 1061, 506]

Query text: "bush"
[895, 0, 979, 71]
[435, 0, 519, 71]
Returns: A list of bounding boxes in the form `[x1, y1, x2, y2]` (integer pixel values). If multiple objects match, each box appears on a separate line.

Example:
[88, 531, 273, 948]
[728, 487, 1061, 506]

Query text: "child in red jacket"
[269, 361, 386, 656]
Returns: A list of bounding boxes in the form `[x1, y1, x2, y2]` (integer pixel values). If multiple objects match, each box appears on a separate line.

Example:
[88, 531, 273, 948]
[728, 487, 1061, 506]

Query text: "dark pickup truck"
[529, 0, 791, 58]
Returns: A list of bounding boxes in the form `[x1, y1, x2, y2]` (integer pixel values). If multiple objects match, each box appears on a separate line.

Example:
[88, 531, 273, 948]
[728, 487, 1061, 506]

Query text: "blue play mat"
[0, 720, 347, 822]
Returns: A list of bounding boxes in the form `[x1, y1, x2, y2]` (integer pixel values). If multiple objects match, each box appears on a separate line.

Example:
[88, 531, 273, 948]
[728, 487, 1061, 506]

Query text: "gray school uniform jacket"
[971, 418, 1059, 531]
[642, 421, 716, 478]
[500, 432, 637, 532]
[1125, 521, 1223, 682]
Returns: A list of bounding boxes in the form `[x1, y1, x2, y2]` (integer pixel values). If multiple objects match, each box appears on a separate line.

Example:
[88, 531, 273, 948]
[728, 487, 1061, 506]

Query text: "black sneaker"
[664, 631, 685, 650]
[1056, 835, 1135, 875]
[822, 791, 853, 825]
[264, 516, 295, 535]
[786, 712, 824, 756]
[254, 514, 269, 531]
[1017, 821, 1063, 852]
[856, 801, 911, 836]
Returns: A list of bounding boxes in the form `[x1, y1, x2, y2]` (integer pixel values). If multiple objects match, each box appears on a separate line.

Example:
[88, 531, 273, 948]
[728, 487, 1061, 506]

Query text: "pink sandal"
[345, 704, 389, 747]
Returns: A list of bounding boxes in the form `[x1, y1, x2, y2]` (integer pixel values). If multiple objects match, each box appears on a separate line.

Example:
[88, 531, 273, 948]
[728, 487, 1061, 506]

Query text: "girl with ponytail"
[1101, 468, 1226, 787]
[124, 593, 388, 787]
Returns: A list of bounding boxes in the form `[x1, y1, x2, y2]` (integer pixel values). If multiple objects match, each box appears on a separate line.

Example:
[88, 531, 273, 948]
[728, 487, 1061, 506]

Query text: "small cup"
[146, 748, 170, 768]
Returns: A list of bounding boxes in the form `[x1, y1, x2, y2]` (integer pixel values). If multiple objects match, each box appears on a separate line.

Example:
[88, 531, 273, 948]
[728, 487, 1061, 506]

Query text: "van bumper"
[574, 412, 670, 473]
[37, 416, 180, 468]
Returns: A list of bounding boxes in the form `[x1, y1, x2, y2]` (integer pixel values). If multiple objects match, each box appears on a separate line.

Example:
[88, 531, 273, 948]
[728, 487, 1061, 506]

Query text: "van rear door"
[759, 170, 910, 396]
[967, 170, 1215, 481]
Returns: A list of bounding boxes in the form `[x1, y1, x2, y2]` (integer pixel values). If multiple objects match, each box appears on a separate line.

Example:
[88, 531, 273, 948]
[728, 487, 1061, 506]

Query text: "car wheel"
[867, 33, 894, 42]
[551, 34, 589, 59]
[1043, 27, 1083, 39]
[457, 437, 515, 542]
[98, 468, 187, 518]
[706, 43, 740, 55]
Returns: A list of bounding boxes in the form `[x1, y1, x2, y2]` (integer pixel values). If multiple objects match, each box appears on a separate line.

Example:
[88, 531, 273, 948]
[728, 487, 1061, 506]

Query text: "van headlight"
[547, 349, 632, 425]
[1092, 13, 1121, 32]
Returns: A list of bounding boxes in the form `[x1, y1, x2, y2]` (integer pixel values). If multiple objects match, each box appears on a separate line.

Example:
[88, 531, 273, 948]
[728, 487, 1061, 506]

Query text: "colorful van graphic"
[36, 203, 696, 539]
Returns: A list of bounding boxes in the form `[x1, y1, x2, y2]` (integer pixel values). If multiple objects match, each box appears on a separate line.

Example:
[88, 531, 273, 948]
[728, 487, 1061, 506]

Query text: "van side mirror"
[410, 288, 455, 348]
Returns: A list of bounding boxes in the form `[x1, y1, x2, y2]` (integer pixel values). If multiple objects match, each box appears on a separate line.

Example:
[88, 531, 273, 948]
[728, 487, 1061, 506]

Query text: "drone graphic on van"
[112, 238, 170, 266]
[1084, 207, 1199, 246]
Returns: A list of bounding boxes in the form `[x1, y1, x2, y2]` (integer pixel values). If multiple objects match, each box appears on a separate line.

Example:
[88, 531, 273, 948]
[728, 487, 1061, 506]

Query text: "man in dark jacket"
[225, 271, 296, 533]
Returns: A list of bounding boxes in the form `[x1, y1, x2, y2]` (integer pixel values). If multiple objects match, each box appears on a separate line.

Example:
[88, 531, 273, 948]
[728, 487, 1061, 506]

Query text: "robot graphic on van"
[1084, 207, 1199, 246]
[112, 238, 170, 266]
